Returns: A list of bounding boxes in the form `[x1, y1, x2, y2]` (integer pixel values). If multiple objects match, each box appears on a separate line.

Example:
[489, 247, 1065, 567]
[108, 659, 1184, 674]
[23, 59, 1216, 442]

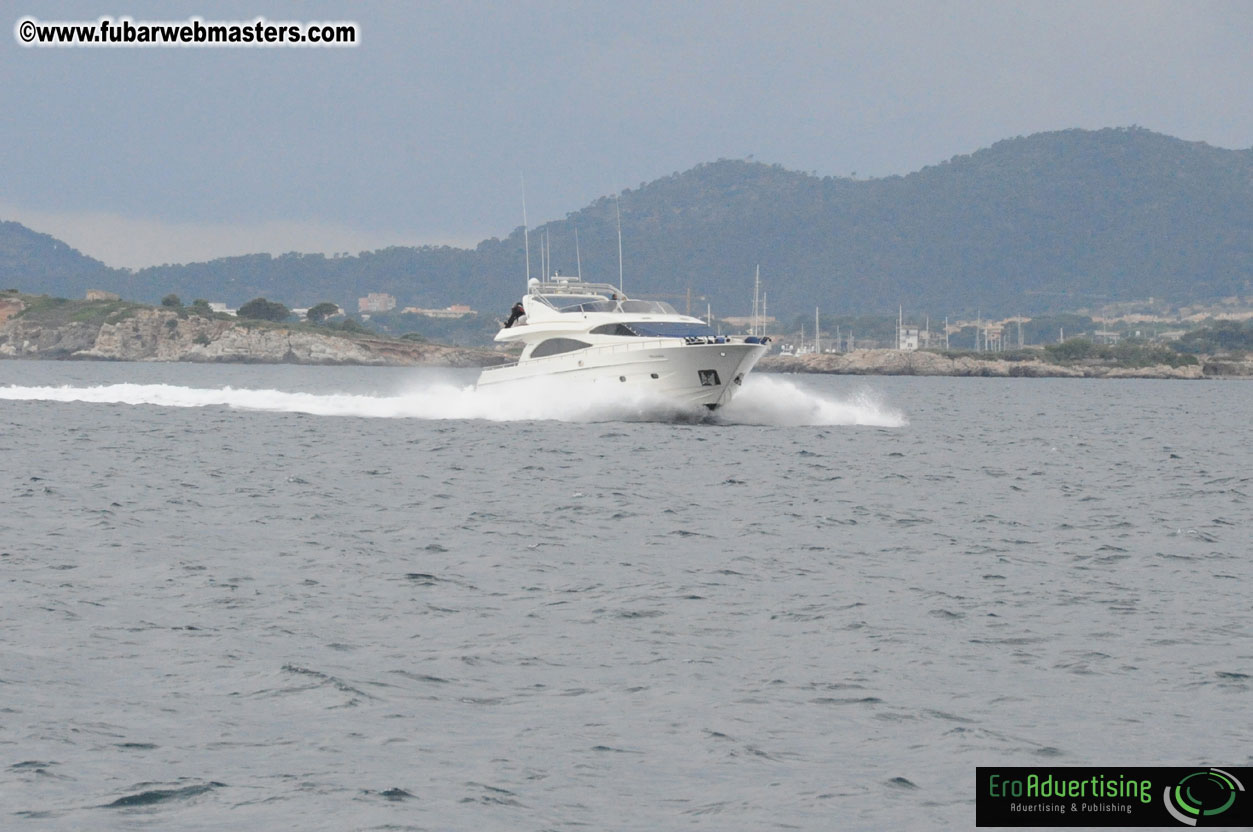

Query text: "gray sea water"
[0, 362, 1249, 830]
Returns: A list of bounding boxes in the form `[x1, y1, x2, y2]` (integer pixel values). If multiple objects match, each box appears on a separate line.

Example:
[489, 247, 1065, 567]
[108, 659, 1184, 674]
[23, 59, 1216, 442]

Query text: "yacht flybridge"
[477, 276, 770, 410]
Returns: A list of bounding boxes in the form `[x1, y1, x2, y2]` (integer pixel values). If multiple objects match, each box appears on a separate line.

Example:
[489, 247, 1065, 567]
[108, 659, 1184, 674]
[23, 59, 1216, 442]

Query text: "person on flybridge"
[503, 301, 525, 328]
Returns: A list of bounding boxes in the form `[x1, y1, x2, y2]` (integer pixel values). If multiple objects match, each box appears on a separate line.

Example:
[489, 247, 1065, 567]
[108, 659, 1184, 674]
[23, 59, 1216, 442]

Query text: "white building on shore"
[358, 293, 397, 314]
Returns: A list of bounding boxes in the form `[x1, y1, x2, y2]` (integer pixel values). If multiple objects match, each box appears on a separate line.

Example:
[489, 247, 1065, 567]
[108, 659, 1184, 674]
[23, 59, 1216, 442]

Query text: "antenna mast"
[615, 197, 624, 293]
[521, 174, 530, 285]
[575, 227, 582, 279]
[752, 265, 760, 337]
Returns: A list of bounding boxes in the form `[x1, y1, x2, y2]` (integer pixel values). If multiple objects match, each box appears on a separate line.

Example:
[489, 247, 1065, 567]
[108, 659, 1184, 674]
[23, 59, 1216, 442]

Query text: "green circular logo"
[1163, 768, 1244, 826]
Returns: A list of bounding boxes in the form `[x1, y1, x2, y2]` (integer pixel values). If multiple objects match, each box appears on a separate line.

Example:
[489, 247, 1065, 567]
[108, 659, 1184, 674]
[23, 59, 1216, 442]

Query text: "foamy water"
[0, 373, 906, 427]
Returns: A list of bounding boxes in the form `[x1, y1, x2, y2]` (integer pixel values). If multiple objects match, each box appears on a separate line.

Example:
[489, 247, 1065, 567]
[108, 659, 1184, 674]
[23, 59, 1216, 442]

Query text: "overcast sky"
[4, 0, 1252, 267]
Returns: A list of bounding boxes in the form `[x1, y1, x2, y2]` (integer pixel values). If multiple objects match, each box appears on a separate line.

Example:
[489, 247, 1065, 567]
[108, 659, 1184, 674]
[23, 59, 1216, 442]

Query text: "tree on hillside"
[237, 297, 289, 321]
[1045, 338, 1097, 362]
[327, 316, 368, 333]
[1174, 320, 1253, 355]
[306, 302, 340, 323]
[161, 293, 182, 308]
[190, 298, 214, 317]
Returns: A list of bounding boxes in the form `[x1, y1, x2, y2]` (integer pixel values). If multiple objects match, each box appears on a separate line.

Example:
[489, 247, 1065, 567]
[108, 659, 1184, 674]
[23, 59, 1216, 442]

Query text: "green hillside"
[0, 221, 124, 292]
[4, 128, 1251, 319]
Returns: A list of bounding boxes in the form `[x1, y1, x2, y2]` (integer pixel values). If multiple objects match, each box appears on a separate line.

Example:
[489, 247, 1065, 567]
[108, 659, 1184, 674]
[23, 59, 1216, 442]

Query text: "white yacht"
[477, 276, 770, 410]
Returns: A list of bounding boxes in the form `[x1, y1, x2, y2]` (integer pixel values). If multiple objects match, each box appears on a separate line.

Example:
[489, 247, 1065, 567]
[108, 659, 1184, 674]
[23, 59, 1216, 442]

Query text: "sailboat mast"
[575, 227, 582, 279]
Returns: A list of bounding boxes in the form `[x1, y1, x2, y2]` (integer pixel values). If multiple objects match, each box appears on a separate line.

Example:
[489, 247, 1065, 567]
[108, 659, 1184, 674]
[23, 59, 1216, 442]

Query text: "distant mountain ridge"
[4, 127, 1250, 318]
[0, 221, 123, 290]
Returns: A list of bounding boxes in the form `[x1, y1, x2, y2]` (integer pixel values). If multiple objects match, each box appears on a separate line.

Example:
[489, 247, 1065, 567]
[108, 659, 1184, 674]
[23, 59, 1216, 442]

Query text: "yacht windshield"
[620, 300, 677, 314]
[538, 297, 679, 314]
[591, 321, 716, 337]
[536, 295, 605, 311]
[569, 300, 617, 313]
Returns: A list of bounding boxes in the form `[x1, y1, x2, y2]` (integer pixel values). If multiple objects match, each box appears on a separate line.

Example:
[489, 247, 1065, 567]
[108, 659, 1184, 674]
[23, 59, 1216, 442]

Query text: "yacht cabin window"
[529, 338, 592, 358]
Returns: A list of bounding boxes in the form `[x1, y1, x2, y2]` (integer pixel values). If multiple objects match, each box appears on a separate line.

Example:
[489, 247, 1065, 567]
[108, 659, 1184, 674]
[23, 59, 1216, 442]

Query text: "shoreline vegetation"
[1, 292, 1250, 378]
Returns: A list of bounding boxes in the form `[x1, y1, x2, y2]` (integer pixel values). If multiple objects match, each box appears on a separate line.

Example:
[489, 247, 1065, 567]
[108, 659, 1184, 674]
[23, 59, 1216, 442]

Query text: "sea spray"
[0, 375, 905, 427]
[717, 375, 907, 427]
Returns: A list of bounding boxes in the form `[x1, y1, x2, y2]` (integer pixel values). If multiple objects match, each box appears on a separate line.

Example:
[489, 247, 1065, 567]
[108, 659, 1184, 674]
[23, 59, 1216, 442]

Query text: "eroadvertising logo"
[976, 767, 1251, 827]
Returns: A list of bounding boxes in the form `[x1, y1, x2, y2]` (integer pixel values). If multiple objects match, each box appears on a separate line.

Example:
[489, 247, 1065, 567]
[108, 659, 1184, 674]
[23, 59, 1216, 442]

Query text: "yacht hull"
[477, 340, 768, 409]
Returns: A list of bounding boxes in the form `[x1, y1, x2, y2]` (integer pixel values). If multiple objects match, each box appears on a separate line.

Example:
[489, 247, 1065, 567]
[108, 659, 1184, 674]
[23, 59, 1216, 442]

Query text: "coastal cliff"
[0, 300, 505, 367]
[758, 349, 1208, 379]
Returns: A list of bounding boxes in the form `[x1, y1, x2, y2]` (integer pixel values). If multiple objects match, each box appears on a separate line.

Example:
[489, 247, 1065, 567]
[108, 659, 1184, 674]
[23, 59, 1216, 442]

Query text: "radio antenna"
[615, 197, 624, 293]
[521, 174, 530, 285]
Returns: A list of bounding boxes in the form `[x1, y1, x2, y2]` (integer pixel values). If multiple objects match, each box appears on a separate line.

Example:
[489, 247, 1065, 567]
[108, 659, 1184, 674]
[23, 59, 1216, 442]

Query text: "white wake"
[0, 374, 905, 427]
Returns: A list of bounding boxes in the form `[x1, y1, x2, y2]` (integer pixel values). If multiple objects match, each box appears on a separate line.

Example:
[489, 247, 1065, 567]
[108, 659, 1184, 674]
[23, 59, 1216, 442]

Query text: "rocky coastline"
[2, 297, 1247, 377]
[758, 349, 1251, 379]
[0, 304, 506, 367]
